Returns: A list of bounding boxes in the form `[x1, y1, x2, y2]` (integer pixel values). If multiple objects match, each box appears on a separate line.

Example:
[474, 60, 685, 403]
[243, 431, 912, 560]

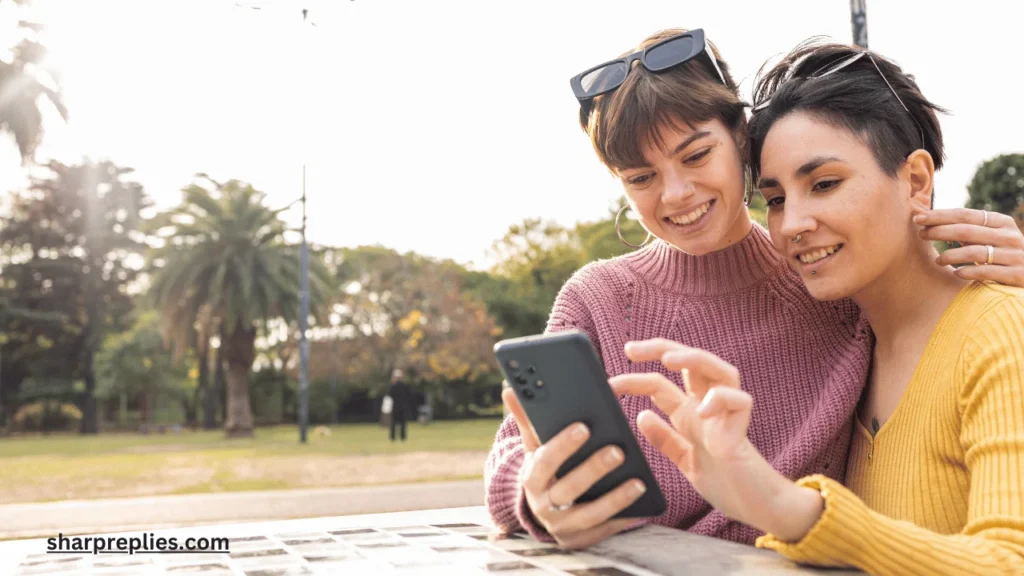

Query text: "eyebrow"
[757, 155, 846, 189]
[797, 155, 845, 176]
[671, 130, 712, 157]
[620, 130, 713, 174]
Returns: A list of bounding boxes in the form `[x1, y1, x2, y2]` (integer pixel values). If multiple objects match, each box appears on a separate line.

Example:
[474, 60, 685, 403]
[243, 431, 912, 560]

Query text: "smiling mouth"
[665, 200, 714, 227]
[797, 244, 844, 266]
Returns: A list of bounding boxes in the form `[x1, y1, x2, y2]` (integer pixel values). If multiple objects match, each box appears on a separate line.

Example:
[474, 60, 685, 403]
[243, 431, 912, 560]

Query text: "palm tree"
[147, 175, 331, 437]
[0, 1, 67, 163]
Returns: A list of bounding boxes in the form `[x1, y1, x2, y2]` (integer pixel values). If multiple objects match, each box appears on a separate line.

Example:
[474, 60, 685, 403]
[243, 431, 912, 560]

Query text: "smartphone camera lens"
[522, 388, 535, 399]
[527, 365, 536, 374]
[515, 375, 528, 386]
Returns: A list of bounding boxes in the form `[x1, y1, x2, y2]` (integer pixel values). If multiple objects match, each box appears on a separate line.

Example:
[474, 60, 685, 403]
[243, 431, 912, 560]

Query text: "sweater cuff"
[755, 475, 868, 568]
[485, 445, 526, 532]
[484, 445, 554, 542]
[514, 485, 556, 543]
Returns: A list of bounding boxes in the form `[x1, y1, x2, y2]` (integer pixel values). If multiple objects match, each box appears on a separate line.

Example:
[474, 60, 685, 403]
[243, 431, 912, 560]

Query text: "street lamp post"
[299, 163, 310, 444]
[235, 2, 315, 443]
[850, 0, 868, 48]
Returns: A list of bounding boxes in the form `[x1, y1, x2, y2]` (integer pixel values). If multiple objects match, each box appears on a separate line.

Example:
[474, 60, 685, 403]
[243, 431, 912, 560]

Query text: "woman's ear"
[904, 149, 935, 213]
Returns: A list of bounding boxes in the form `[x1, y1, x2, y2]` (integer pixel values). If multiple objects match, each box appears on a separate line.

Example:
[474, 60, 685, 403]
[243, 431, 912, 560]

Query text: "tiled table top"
[0, 506, 863, 575]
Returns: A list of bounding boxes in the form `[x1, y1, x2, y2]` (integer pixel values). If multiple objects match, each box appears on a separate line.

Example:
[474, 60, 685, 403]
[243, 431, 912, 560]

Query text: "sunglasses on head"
[570, 29, 728, 128]
[752, 50, 925, 148]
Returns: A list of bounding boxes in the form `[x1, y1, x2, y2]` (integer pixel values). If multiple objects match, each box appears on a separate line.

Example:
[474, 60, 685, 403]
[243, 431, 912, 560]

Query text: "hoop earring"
[615, 204, 653, 249]
[743, 166, 754, 207]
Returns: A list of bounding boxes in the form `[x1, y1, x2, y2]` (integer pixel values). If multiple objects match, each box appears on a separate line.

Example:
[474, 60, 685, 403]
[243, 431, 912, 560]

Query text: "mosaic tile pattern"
[12, 522, 650, 576]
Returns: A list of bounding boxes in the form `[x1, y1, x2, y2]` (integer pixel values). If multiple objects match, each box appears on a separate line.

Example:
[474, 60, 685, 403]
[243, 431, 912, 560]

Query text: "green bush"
[12, 401, 83, 432]
[251, 369, 289, 426]
[308, 379, 341, 425]
[467, 403, 504, 418]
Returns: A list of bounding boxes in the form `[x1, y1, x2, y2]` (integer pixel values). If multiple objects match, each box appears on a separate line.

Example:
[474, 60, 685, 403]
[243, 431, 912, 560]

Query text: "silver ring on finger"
[548, 496, 573, 513]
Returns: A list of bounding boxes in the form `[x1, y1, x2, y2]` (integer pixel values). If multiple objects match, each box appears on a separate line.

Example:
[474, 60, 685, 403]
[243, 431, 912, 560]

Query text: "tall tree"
[0, 298, 62, 426]
[146, 176, 331, 437]
[189, 304, 216, 429]
[317, 247, 500, 415]
[330, 246, 435, 384]
[966, 153, 1024, 217]
[0, 0, 67, 163]
[482, 219, 586, 337]
[0, 0, 69, 423]
[0, 160, 149, 433]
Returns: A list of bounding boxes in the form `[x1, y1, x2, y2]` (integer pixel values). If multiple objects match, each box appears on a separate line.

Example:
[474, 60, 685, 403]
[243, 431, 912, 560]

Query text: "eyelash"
[626, 147, 714, 186]
[813, 179, 841, 192]
[764, 179, 843, 210]
[684, 147, 713, 165]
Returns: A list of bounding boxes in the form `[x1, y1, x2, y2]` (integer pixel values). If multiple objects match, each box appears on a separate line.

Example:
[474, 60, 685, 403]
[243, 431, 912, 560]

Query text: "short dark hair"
[585, 28, 747, 171]
[748, 38, 947, 188]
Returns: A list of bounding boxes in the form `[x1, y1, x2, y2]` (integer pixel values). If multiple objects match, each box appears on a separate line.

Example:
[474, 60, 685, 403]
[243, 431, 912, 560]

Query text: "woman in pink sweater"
[483, 27, 1024, 549]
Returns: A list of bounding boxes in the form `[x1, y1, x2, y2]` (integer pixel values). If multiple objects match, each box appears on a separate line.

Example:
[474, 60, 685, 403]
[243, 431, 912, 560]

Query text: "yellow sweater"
[757, 282, 1024, 575]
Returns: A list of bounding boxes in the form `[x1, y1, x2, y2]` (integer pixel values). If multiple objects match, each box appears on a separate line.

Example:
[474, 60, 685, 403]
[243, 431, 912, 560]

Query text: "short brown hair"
[584, 28, 747, 171]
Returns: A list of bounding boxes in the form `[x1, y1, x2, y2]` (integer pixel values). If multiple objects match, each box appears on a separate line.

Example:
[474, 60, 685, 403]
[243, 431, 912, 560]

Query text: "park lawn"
[0, 419, 502, 505]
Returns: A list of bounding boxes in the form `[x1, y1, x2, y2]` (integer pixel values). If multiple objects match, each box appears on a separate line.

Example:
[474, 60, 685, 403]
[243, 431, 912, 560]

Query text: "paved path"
[0, 479, 484, 540]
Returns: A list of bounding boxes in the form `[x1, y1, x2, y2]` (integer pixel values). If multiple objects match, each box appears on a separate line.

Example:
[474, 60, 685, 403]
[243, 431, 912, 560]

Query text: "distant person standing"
[387, 369, 412, 442]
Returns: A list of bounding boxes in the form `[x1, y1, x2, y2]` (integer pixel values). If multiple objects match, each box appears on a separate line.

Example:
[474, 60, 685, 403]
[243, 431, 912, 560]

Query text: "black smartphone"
[494, 329, 666, 519]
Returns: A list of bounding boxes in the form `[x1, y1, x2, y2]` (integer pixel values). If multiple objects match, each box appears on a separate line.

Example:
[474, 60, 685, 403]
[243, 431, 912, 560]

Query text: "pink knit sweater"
[484, 224, 873, 545]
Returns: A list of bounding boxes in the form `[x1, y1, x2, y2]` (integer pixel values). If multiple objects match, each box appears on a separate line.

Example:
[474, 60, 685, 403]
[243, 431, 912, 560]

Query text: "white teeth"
[669, 201, 712, 226]
[798, 245, 842, 264]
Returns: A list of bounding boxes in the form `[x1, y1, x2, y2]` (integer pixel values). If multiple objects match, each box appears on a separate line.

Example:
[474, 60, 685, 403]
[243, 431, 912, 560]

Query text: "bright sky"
[3, 0, 1022, 270]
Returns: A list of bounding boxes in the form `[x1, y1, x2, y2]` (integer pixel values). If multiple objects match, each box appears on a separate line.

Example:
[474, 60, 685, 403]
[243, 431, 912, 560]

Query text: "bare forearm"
[723, 445, 824, 543]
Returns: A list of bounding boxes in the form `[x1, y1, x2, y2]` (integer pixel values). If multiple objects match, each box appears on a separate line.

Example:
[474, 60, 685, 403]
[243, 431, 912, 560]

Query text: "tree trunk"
[79, 350, 98, 434]
[119, 392, 127, 427]
[141, 389, 151, 429]
[197, 336, 216, 430]
[215, 344, 226, 424]
[79, 257, 101, 435]
[183, 393, 196, 429]
[0, 357, 27, 433]
[222, 325, 256, 438]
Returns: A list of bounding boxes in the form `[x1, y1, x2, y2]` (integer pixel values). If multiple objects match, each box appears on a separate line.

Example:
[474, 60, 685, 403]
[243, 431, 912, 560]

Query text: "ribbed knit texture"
[484, 225, 873, 545]
[757, 283, 1024, 574]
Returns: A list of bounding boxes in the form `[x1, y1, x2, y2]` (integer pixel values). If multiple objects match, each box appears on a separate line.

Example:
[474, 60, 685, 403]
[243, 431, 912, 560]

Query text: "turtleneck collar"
[624, 224, 787, 296]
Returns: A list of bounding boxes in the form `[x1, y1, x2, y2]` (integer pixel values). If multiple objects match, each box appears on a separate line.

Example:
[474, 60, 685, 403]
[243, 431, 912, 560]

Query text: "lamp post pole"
[299, 163, 309, 444]
[233, 2, 316, 443]
[850, 0, 868, 48]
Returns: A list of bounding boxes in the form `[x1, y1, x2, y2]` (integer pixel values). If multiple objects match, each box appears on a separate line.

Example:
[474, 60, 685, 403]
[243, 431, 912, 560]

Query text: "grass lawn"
[0, 419, 502, 505]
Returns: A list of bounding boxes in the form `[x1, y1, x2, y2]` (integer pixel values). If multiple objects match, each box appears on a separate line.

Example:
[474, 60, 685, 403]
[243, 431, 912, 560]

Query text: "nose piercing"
[792, 233, 802, 243]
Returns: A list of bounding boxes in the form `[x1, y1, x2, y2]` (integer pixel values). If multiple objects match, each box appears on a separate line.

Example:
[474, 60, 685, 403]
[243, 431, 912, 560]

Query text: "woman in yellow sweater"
[610, 39, 1024, 575]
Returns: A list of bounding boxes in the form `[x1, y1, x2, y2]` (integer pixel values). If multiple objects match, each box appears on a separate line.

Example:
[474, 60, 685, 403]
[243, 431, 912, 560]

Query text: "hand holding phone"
[494, 330, 667, 549]
[501, 388, 652, 549]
